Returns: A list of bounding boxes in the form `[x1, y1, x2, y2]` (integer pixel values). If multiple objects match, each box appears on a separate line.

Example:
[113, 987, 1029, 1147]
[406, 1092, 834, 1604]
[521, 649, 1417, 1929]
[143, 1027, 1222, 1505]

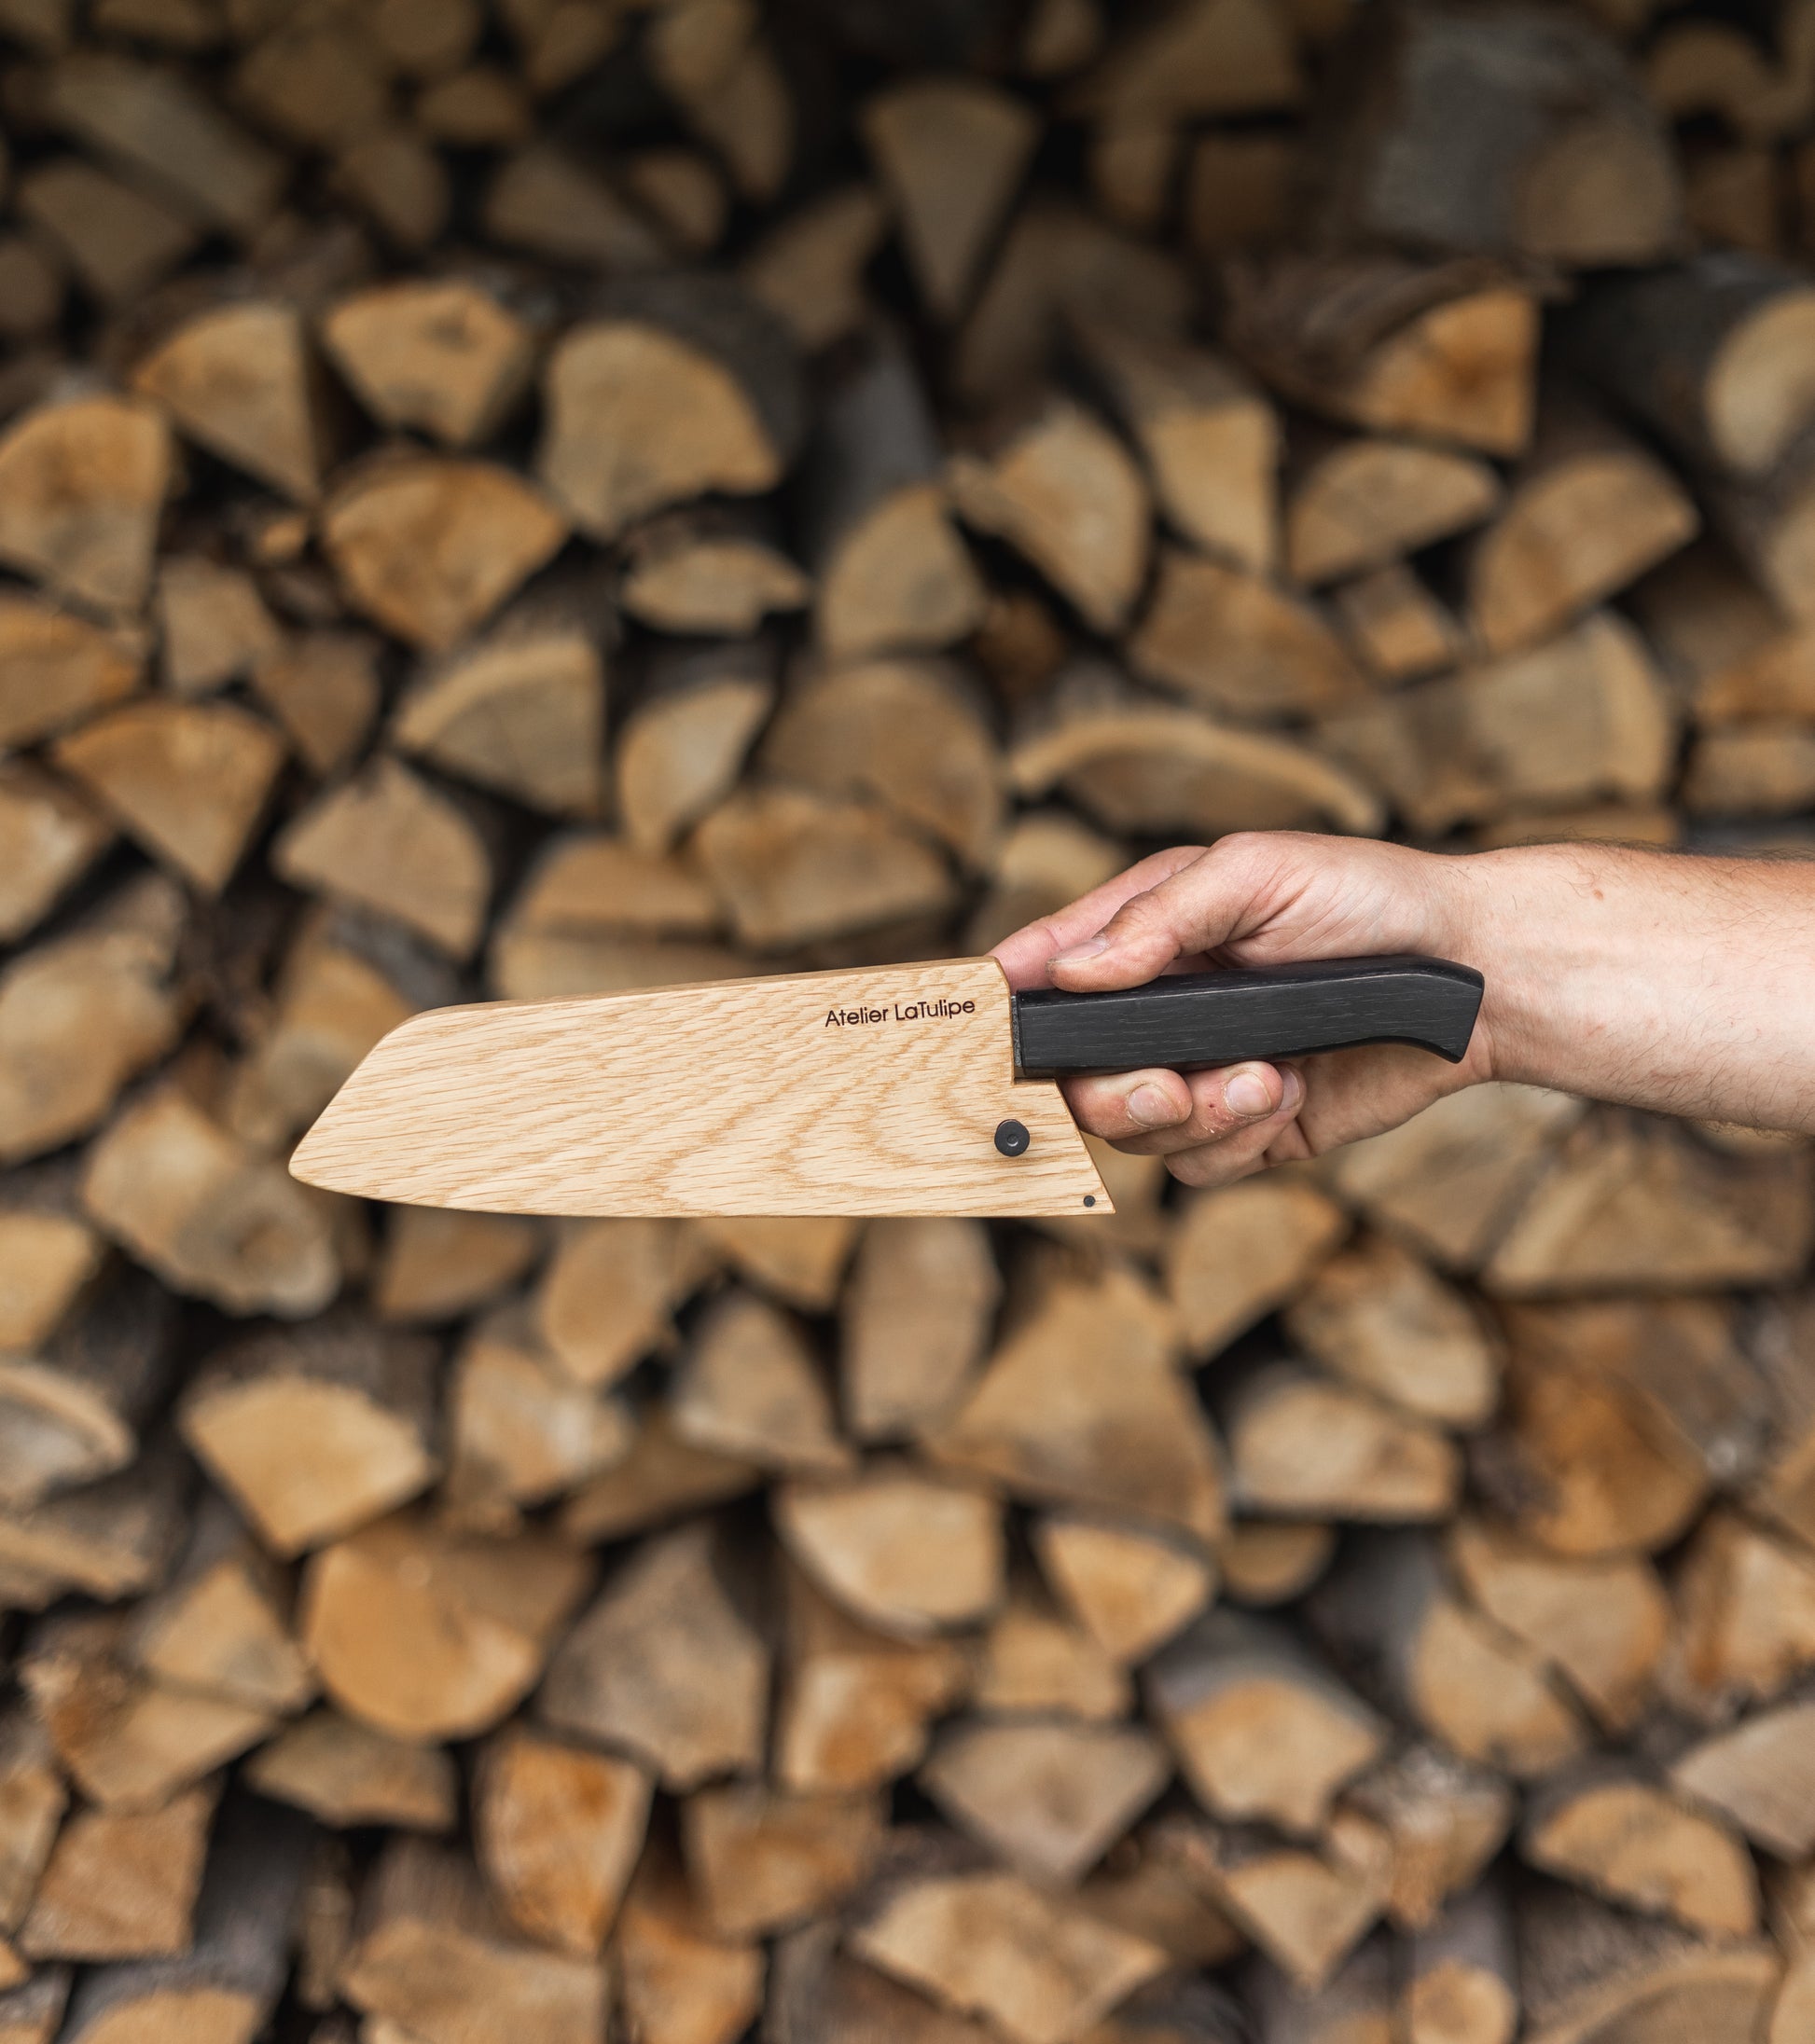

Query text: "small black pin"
[993, 1119, 1031, 1156]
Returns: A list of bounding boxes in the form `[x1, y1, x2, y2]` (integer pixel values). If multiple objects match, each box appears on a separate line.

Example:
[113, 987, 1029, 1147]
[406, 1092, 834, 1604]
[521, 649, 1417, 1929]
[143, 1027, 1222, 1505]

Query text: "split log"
[1285, 434, 1501, 587]
[1448, 1517, 1667, 1732]
[850, 1863, 1167, 2044]
[1032, 1512, 1212, 1666]
[1309, 1530, 1588, 1777]
[616, 638, 776, 854]
[741, 185, 887, 353]
[948, 398, 1150, 633]
[972, 1569, 1130, 1722]
[1463, 405, 1698, 656]
[376, 1208, 541, 1326]
[338, 1837, 606, 2044]
[693, 785, 956, 950]
[320, 454, 568, 652]
[155, 558, 282, 697]
[274, 756, 492, 959]
[1664, 1507, 1815, 1720]
[0, 394, 172, 614]
[249, 631, 381, 780]
[839, 1218, 999, 1443]
[1065, 0, 1302, 122]
[0, 597, 141, 752]
[862, 78, 1038, 320]
[1222, 1362, 1462, 1523]
[966, 808, 1126, 953]
[671, 1290, 852, 1475]
[614, 1828, 766, 2044]
[1075, 1820, 1246, 1973]
[1628, 540, 1815, 722]
[1322, 613, 1675, 836]
[179, 1317, 436, 1555]
[1226, 255, 1539, 457]
[1401, 1879, 1517, 2044]
[624, 148, 728, 256]
[921, 1719, 1168, 1885]
[481, 145, 667, 269]
[1309, 0, 1682, 268]
[1145, 1610, 1387, 1834]
[1072, 320, 1280, 574]
[1282, 1234, 1499, 1429]
[1344, 1745, 1515, 1933]
[0, 765, 110, 947]
[1668, 1695, 1815, 1858]
[1333, 564, 1465, 684]
[1683, 724, 1815, 818]
[53, 699, 285, 893]
[776, 1566, 970, 1793]
[132, 300, 326, 503]
[474, 1724, 651, 1955]
[82, 1084, 339, 1318]
[537, 274, 804, 542]
[559, 1403, 759, 1546]
[234, 14, 389, 150]
[1521, 1766, 1758, 1938]
[804, 332, 985, 664]
[534, 1217, 701, 1389]
[540, 1520, 769, 1790]
[1249, 1935, 1392, 2044]
[300, 1510, 590, 1742]
[683, 1781, 883, 1938]
[927, 1263, 1226, 1544]
[769, 1918, 999, 2044]
[242, 1709, 457, 1832]
[1166, 1176, 1349, 1360]
[391, 615, 604, 816]
[17, 1782, 215, 1963]
[0, 1973, 66, 2044]
[0, 1441, 189, 1609]
[321, 277, 535, 449]
[1129, 546, 1370, 722]
[1219, 1521, 1337, 1609]
[619, 514, 809, 637]
[1746, 1293, 1815, 1551]
[1644, 19, 1811, 144]
[18, 159, 198, 306]
[0, 1716, 63, 1939]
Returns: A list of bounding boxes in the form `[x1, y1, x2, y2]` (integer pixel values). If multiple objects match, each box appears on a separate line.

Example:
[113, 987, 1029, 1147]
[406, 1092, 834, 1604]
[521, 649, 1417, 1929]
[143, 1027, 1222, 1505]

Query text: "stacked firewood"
[6, 0, 1815, 2039]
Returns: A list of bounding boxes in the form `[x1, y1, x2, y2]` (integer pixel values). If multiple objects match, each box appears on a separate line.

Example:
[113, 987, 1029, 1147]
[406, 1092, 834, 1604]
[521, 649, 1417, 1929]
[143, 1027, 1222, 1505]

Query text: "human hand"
[991, 832, 1496, 1186]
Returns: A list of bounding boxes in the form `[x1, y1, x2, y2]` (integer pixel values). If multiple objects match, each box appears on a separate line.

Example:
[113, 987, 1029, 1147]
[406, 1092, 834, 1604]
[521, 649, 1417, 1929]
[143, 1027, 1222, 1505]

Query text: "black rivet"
[993, 1118, 1031, 1156]
[1083, 1195, 1096, 1208]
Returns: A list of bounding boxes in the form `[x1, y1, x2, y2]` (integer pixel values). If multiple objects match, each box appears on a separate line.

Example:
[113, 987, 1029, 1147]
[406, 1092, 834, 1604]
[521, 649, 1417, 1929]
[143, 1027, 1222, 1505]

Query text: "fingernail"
[1051, 934, 1108, 966]
[1280, 1068, 1305, 1112]
[1224, 1067, 1275, 1118]
[1129, 1084, 1179, 1128]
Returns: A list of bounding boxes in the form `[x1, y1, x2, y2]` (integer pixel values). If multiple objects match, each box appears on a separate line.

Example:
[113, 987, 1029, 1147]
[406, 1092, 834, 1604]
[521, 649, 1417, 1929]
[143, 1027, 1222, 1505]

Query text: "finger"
[1060, 1067, 1195, 1142]
[1162, 1081, 1310, 1186]
[1045, 839, 1279, 991]
[1105, 1063, 1301, 1155]
[990, 845, 1209, 990]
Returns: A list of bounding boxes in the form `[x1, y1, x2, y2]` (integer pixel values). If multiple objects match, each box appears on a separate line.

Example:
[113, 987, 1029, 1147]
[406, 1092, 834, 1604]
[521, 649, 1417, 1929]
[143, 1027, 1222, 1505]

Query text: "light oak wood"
[294, 959, 1108, 1218]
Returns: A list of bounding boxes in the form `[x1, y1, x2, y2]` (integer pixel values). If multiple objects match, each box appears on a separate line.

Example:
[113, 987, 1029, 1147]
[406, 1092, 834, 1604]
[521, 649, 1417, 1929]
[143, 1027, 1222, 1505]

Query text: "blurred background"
[2, 0, 1815, 2038]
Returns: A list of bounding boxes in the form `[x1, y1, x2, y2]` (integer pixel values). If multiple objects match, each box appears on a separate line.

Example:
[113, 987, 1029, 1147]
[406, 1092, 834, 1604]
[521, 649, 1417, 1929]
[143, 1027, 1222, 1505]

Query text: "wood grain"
[290, 958, 1110, 1218]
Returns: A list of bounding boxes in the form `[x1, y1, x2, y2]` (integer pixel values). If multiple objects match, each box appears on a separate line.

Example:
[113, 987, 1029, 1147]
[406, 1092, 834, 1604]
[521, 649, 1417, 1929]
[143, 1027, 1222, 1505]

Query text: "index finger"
[990, 845, 1209, 990]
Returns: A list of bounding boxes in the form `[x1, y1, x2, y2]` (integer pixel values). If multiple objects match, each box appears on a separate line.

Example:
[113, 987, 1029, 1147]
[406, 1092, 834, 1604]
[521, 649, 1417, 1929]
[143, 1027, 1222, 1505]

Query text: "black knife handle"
[1010, 956, 1485, 1077]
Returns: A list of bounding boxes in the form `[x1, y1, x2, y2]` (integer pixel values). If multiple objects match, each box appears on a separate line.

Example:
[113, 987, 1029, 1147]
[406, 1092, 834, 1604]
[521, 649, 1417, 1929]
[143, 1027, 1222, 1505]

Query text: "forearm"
[1452, 844, 1815, 1132]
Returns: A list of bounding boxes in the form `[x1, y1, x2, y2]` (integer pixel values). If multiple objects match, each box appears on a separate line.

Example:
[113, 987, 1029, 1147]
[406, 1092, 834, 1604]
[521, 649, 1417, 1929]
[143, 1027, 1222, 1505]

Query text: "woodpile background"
[6, 0, 1815, 2038]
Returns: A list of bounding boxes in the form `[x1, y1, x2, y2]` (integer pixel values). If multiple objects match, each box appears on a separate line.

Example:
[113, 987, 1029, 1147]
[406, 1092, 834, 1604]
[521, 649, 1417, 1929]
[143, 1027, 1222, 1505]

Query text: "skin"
[991, 831, 1815, 1188]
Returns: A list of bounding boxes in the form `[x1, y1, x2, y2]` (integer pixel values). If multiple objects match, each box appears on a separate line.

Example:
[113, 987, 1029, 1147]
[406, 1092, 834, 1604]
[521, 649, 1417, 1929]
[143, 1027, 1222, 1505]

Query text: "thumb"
[1046, 849, 1251, 989]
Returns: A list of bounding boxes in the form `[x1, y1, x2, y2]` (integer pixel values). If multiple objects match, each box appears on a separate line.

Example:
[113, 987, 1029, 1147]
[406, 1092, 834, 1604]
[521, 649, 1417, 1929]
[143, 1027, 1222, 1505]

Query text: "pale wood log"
[620, 512, 809, 637]
[540, 1519, 768, 1789]
[1309, 0, 1681, 268]
[776, 1565, 970, 1793]
[1250, 1936, 1393, 2044]
[1282, 1234, 1499, 1429]
[376, 1208, 541, 1326]
[322, 278, 534, 449]
[1219, 1521, 1337, 1609]
[1663, 1505, 1815, 1722]
[1072, 320, 1279, 573]
[851, 1864, 1167, 2044]
[1343, 1745, 1515, 1933]
[1322, 613, 1675, 836]
[132, 300, 327, 502]
[1066, 0, 1300, 121]
[274, 756, 491, 959]
[655, 19, 791, 205]
[481, 144, 666, 269]
[1129, 546, 1370, 722]
[249, 629, 381, 779]
[761, 656, 1004, 868]
[234, 12, 388, 149]
[1166, 1176, 1349, 1360]
[1684, 723, 1815, 817]
[1470, 802, 1680, 851]
[1740, 1293, 1815, 1551]
[559, 1402, 759, 1545]
[473, 1723, 650, 1954]
[1516, 1884, 1780, 2044]
[155, 558, 282, 697]
[964, 808, 1126, 955]
[1448, 1517, 1667, 1733]
[1464, 404, 1697, 656]
[683, 1781, 883, 1938]
[1224, 1362, 1462, 1523]
[0, 1439, 189, 1608]
[243, 1708, 456, 1832]
[1700, 429, 1815, 624]
[769, 1918, 999, 2044]
[623, 147, 727, 256]
[339, 1837, 607, 2044]
[741, 186, 887, 353]
[490, 873, 737, 1001]
[537, 274, 803, 541]
[534, 1217, 702, 1389]
[1310, 1530, 1588, 1777]
[53, 698, 285, 892]
[179, 1315, 436, 1555]
[615, 636, 775, 854]
[1401, 1878, 1517, 2044]
[1286, 433, 1501, 587]
[972, 1568, 1130, 1722]
[1227, 255, 1539, 457]
[0, 1716, 62, 1938]
[301, 1509, 589, 1741]
[1625, 541, 1815, 721]
[0, 394, 171, 614]
[17, 158, 198, 304]
[1075, 1819, 1246, 1972]
[1032, 1512, 1212, 1666]
[949, 398, 1149, 633]
[840, 1218, 999, 1443]
[1669, 1694, 1815, 1858]
[0, 764, 111, 946]
[1522, 1766, 1758, 1938]
[1773, 1954, 1815, 2044]
[672, 1290, 852, 1475]
[1333, 564, 1466, 684]
[0, 595, 140, 750]
[320, 454, 567, 653]
[18, 1781, 215, 1963]
[614, 1828, 766, 2044]
[862, 78, 1038, 320]
[928, 1263, 1225, 1544]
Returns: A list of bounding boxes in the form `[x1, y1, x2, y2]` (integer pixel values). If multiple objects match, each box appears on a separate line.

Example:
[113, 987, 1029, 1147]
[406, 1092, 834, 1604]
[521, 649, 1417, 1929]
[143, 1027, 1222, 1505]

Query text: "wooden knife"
[289, 954, 1484, 1218]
